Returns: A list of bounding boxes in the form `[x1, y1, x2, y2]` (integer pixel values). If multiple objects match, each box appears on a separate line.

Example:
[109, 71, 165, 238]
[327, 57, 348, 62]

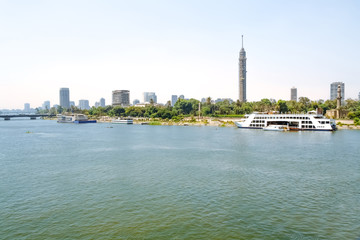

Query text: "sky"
[0, 0, 359, 109]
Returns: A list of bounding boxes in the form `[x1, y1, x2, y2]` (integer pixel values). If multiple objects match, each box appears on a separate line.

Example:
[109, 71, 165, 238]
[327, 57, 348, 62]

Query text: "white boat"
[57, 114, 96, 123]
[235, 112, 336, 131]
[263, 125, 289, 131]
[112, 118, 133, 124]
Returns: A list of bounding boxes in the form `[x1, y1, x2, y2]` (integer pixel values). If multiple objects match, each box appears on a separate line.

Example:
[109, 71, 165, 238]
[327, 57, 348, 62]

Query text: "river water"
[0, 119, 359, 239]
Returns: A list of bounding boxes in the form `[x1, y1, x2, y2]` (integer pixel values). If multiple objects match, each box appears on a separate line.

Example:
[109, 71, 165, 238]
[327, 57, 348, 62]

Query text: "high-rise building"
[112, 90, 130, 106]
[291, 87, 297, 101]
[42, 101, 50, 110]
[94, 98, 105, 108]
[330, 82, 345, 104]
[171, 95, 178, 106]
[100, 98, 105, 107]
[70, 101, 75, 107]
[78, 100, 90, 110]
[143, 92, 157, 103]
[239, 35, 247, 102]
[59, 88, 70, 109]
[178, 95, 184, 100]
[24, 103, 30, 112]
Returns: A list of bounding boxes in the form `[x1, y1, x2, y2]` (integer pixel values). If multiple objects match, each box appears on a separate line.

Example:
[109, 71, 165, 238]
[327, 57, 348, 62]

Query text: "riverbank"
[97, 116, 237, 127]
[44, 116, 360, 129]
[335, 120, 360, 130]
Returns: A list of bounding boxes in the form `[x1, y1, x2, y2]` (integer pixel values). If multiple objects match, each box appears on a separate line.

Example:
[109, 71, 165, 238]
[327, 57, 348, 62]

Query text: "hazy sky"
[1, 0, 359, 109]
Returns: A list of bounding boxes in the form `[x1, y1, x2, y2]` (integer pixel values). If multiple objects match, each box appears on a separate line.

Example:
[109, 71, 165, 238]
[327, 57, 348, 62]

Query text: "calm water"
[0, 119, 359, 239]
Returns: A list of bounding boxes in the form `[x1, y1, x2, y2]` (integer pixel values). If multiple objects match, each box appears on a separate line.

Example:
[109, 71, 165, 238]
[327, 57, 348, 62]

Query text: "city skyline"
[1, 1, 360, 109]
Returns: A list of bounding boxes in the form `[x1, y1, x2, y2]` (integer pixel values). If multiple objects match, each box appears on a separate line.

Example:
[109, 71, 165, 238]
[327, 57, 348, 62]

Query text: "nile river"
[0, 119, 359, 239]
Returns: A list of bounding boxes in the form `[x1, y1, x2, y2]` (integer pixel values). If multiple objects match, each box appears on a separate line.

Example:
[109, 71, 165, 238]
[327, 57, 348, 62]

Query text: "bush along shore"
[97, 116, 237, 127]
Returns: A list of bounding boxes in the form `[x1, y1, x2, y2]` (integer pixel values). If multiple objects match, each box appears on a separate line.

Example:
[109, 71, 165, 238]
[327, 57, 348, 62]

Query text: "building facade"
[330, 82, 345, 104]
[239, 35, 247, 102]
[171, 95, 178, 106]
[291, 87, 297, 101]
[100, 98, 105, 107]
[42, 101, 50, 110]
[143, 92, 157, 103]
[78, 100, 90, 110]
[24, 103, 30, 112]
[59, 88, 70, 109]
[112, 90, 130, 106]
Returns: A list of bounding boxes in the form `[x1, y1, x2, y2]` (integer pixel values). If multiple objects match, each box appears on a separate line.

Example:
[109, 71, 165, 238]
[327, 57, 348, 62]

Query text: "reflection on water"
[0, 120, 359, 239]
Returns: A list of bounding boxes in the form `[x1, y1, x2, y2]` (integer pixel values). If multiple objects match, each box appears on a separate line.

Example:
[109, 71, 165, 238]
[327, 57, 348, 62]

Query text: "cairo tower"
[239, 35, 247, 102]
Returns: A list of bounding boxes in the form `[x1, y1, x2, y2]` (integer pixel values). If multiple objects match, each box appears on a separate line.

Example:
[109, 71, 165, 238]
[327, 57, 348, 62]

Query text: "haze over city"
[1, 0, 359, 109]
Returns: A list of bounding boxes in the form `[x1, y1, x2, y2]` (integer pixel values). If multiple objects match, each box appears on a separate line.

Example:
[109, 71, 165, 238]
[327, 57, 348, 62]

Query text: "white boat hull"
[235, 113, 336, 131]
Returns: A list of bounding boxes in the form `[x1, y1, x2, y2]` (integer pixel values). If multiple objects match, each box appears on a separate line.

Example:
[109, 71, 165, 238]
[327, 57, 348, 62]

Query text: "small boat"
[263, 125, 289, 131]
[112, 118, 133, 124]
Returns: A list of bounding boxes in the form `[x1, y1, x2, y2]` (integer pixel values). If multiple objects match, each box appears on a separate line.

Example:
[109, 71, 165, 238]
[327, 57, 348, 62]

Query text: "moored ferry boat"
[57, 114, 97, 123]
[235, 112, 336, 131]
[112, 117, 133, 124]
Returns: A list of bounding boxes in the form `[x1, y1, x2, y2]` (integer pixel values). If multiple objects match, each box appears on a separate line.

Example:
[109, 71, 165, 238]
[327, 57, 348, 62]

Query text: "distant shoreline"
[96, 116, 360, 130]
[42, 116, 360, 129]
[97, 116, 237, 127]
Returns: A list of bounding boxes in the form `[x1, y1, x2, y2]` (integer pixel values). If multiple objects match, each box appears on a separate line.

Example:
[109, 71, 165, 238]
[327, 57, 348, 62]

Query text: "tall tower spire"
[239, 35, 247, 102]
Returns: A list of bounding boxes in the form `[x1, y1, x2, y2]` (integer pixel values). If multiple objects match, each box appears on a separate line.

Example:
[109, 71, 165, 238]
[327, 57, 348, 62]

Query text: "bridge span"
[0, 114, 55, 120]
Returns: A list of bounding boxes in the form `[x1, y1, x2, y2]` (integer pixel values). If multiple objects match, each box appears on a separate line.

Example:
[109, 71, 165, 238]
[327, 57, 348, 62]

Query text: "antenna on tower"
[242, 35, 244, 48]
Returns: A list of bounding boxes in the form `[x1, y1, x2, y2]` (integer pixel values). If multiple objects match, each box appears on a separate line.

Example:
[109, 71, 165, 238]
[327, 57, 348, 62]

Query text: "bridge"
[0, 114, 56, 120]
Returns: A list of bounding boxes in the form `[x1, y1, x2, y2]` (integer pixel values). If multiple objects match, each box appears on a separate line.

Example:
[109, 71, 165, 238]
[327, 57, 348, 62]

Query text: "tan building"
[326, 84, 348, 119]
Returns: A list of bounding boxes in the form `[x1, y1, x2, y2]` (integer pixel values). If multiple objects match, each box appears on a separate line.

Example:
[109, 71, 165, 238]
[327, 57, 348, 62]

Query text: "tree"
[109, 106, 125, 117]
[57, 105, 64, 114]
[354, 117, 360, 125]
[287, 100, 299, 113]
[345, 99, 360, 111]
[49, 107, 57, 115]
[298, 97, 311, 113]
[202, 106, 211, 115]
[174, 99, 193, 115]
[276, 100, 288, 113]
[165, 100, 172, 108]
[125, 106, 145, 117]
